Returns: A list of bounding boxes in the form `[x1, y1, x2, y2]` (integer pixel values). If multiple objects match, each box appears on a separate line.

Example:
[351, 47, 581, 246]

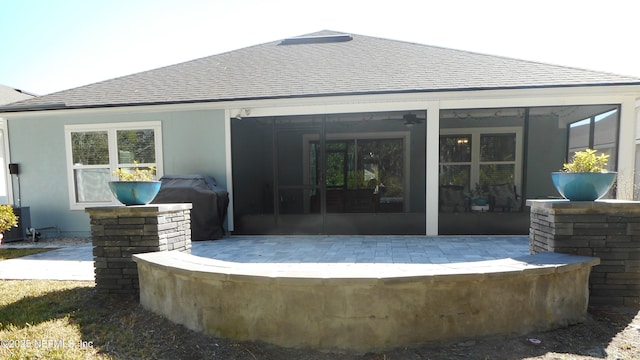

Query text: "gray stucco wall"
[6, 108, 226, 236]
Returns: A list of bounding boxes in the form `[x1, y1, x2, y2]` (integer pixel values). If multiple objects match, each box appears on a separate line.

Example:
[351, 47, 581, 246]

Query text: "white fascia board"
[230, 86, 640, 117]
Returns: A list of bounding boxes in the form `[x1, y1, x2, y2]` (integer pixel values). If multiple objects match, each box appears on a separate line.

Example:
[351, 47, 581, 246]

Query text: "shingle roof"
[0, 85, 34, 106]
[6, 30, 640, 110]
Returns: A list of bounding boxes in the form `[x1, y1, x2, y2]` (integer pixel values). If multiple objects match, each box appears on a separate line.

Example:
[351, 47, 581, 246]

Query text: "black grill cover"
[152, 175, 229, 240]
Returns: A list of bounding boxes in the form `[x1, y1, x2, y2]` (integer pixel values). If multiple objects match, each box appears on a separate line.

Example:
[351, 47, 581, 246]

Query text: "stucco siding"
[8, 114, 78, 233]
[161, 110, 227, 188]
[6, 108, 227, 236]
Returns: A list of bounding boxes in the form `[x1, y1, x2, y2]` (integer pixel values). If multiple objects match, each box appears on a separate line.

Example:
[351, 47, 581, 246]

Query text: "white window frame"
[0, 118, 13, 205]
[439, 127, 522, 192]
[64, 121, 163, 210]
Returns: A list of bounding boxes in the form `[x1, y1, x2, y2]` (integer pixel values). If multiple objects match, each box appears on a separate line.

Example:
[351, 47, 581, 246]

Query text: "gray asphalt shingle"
[7, 30, 640, 110]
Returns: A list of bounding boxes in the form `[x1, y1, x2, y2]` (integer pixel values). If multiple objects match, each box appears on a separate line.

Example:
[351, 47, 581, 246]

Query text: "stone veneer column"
[86, 203, 192, 296]
[528, 199, 640, 306]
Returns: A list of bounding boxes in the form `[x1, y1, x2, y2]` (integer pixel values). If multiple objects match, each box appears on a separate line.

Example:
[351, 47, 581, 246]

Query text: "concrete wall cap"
[133, 250, 599, 283]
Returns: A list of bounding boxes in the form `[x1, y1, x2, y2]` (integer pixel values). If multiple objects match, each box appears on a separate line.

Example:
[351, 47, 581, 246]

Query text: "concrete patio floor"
[0, 235, 530, 281]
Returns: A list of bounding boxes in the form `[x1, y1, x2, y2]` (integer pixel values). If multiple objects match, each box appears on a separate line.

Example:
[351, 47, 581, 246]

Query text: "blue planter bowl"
[551, 172, 617, 201]
[108, 181, 161, 205]
[473, 198, 488, 206]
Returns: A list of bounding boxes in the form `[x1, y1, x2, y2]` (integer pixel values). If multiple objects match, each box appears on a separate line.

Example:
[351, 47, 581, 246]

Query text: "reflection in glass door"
[310, 139, 405, 214]
[275, 119, 324, 233]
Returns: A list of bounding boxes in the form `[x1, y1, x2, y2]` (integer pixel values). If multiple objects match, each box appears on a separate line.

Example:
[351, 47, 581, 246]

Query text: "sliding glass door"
[231, 111, 426, 235]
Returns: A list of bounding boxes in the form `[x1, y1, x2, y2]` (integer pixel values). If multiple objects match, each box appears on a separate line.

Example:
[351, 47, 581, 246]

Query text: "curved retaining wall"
[133, 251, 599, 352]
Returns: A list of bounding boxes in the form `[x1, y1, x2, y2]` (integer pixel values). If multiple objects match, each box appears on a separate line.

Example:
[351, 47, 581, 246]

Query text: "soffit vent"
[280, 33, 353, 45]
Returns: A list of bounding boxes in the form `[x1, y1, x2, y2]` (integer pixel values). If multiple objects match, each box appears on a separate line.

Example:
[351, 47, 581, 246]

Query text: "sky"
[2, 0, 640, 96]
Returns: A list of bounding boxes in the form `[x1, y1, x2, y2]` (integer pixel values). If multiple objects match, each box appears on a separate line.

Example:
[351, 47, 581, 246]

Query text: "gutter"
[0, 102, 67, 112]
[1, 81, 640, 114]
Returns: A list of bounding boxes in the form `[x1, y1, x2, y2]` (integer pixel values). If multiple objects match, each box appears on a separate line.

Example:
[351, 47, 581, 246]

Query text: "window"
[303, 131, 411, 213]
[439, 127, 521, 192]
[65, 122, 162, 209]
[317, 139, 404, 194]
[568, 108, 618, 171]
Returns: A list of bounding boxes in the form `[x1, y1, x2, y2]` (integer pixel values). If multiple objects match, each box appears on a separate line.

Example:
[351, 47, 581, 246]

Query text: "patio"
[0, 235, 530, 281]
[134, 235, 596, 351]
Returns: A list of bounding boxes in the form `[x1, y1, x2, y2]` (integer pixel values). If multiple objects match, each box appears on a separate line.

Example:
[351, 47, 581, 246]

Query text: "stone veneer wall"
[528, 199, 640, 306]
[86, 204, 192, 296]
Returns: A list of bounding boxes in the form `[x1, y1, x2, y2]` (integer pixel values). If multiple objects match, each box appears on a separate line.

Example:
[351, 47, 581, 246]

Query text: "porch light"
[457, 138, 469, 145]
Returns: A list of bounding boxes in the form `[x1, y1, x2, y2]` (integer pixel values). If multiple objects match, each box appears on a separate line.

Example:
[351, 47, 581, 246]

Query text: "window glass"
[568, 108, 619, 171]
[325, 141, 350, 188]
[480, 134, 515, 161]
[479, 164, 515, 187]
[117, 129, 156, 164]
[439, 130, 519, 194]
[71, 131, 108, 165]
[568, 119, 590, 154]
[439, 135, 471, 162]
[594, 110, 618, 171]
[440, 165, 470, 189]
[74, 168, 111, 202]
[358, 139, 403, 197]
[311, 137, 405, 213]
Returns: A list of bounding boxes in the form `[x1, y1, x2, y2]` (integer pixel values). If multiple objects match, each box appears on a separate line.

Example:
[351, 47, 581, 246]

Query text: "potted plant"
[0, 205, 19, 244]
[108, 161, 161, 206]
[551, 148, 617, 201]
[470, 183, 488, 206]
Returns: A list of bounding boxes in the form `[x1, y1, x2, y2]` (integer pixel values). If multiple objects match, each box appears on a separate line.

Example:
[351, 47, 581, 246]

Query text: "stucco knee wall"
[133, 251, 599, 352]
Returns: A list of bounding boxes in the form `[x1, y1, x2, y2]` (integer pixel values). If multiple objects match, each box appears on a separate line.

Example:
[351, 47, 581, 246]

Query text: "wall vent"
[280, 33, 353, 45]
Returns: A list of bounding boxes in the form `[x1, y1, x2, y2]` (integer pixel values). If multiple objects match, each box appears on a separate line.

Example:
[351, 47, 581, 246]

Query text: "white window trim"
[0, 118, 13, 205]
[440, 127, 522, 192]
[64, 121, 163, 210]
[303, 131, 411, 212]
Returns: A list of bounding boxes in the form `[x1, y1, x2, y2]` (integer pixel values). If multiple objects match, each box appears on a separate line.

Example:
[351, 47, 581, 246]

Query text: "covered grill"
[152, 175, 229, 240]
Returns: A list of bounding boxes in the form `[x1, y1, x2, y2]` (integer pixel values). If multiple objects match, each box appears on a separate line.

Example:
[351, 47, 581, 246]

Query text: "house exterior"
[0, 85, 34, 106]
[0, 85, 33, 205]
[1, 31, 640, 237]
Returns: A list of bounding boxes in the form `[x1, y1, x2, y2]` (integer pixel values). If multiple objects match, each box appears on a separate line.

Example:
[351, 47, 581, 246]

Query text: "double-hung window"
[65, 121, 163, 209]
[439, 127, 521, 192]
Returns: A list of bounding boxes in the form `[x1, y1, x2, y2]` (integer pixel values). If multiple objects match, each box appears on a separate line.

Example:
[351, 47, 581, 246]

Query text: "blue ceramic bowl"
[551, 172, 616, 201]
[108, 181, 161, 205]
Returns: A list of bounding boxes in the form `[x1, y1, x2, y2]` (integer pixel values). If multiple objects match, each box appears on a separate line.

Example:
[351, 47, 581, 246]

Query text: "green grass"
[0, 281, 103, 359]
[0, 248, 56, 260]
[0, 280, 222, 359]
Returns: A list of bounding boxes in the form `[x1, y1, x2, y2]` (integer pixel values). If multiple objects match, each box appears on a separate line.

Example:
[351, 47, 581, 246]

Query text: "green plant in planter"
[113, 160, 157, 181]
[561, 148, 609, 173]
[552, 148, 616, 201]
[0, 205, 19, 243]
[470, 183, 488, 206]
[109, 161, 160, 205]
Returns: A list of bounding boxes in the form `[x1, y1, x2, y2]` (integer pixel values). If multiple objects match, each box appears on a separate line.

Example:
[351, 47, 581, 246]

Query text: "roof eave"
[2, 82, 639, 113]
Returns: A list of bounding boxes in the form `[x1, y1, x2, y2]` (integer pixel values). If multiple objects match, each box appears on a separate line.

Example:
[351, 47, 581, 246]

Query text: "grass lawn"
[0, 280, 237, 359]
[0, 248, 56, 260]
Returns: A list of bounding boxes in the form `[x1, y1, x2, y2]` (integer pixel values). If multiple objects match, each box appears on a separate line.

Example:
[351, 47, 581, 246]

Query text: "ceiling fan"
[400, 113, 425, 126]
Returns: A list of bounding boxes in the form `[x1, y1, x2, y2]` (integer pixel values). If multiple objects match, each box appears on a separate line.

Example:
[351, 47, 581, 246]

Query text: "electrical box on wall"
[8, 163, 19, 175]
